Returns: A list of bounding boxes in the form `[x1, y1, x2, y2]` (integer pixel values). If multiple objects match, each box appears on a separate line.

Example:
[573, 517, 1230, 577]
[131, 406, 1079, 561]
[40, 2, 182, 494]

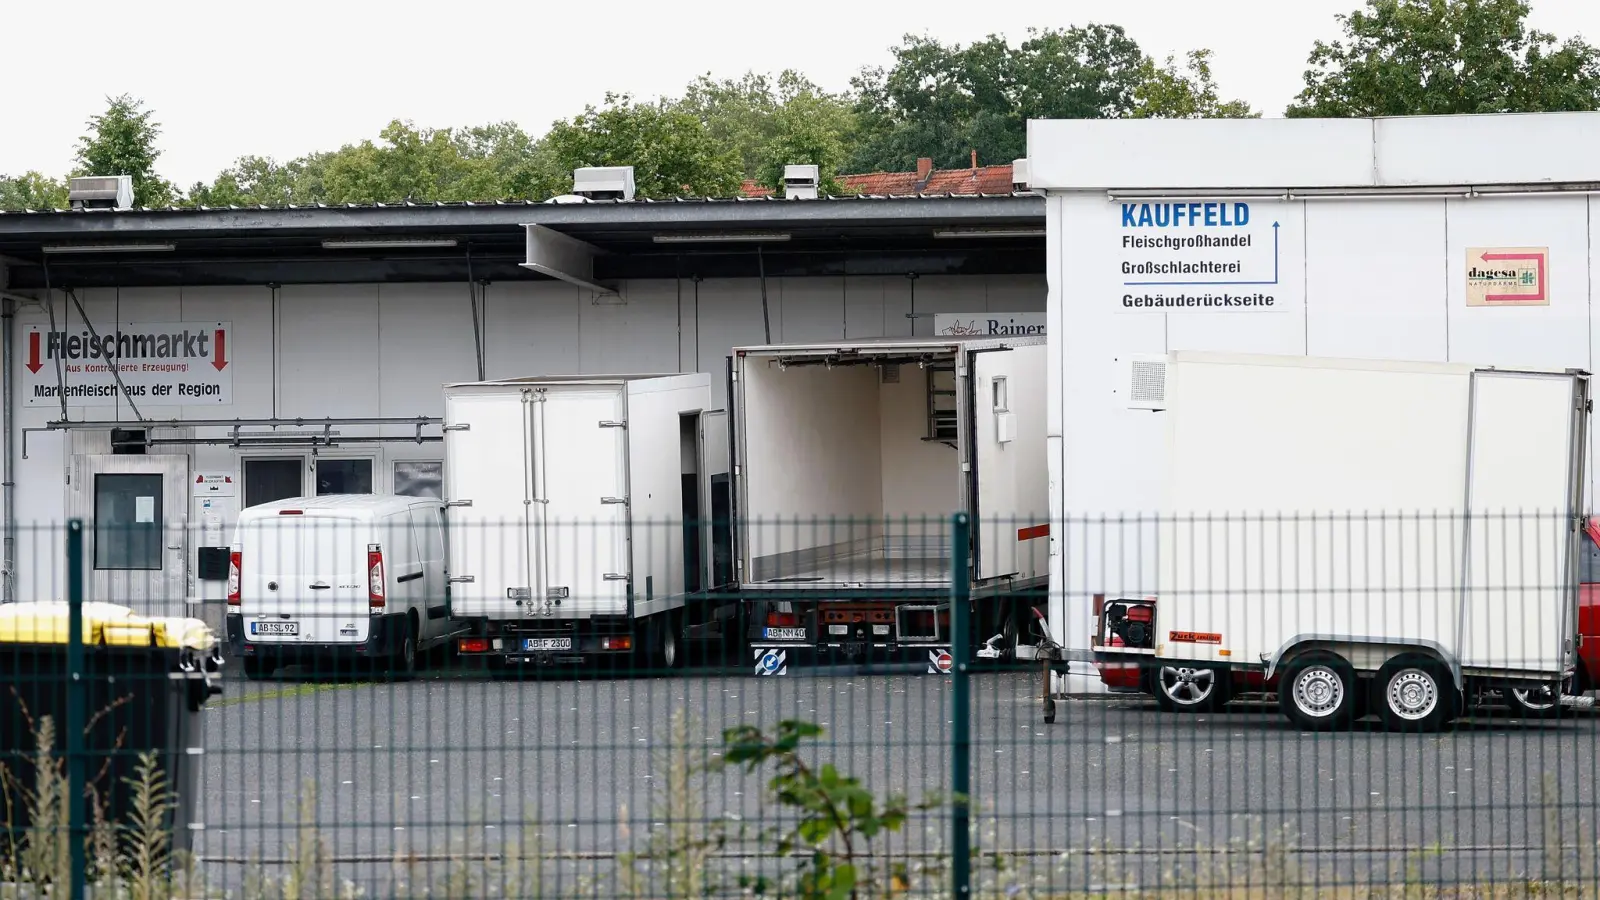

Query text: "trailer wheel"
[1043, 696, 1057, 724]
[1151, 665, 1230, 713]
[1375, 655, 1455, 732]
[1278, 652, 1358, 731]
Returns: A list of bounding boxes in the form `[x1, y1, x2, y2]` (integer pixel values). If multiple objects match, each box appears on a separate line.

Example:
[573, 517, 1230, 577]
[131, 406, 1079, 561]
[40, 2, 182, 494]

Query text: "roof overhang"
[0, 195, 1044, 288]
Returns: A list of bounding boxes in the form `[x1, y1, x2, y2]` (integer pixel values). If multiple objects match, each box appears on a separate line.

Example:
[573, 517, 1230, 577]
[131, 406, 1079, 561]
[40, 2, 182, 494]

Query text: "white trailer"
[728, 337, 1049, 673]
[1083, 351, 1589, 731]
[441, 373, 734, 669]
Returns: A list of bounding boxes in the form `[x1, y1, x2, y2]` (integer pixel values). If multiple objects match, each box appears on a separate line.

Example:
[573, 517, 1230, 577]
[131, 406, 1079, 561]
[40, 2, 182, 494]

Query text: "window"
[316, 459, 373, 495]
[94, 474, 162, 570]
[992, 375, 1009, 413]
[1582, 533, 1600, 585]
[394, 460, 444, 499]
[244, 458, 303, 508]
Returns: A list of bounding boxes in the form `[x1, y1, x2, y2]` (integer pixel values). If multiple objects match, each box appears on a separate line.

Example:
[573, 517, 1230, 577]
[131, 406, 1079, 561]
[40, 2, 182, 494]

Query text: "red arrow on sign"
[211, 329, 228, 371]
[25, 332, 41, 374]
[1479, 250, 1546, 303]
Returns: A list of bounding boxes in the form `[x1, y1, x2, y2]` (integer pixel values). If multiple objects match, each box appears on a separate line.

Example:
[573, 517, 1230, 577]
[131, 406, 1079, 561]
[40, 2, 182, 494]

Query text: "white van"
[224, 495, 460, 680]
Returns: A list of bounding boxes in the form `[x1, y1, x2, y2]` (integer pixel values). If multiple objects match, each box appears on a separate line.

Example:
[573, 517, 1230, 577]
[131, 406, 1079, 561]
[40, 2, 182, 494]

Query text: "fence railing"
[0, 511, 1595, 899]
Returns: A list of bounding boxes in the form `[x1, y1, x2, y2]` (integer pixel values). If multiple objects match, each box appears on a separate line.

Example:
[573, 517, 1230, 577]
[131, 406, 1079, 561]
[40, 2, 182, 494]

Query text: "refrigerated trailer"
[442, 374, 734, 669]
[728, 337, 1050, 673]
[1077, 351, 1590, 731]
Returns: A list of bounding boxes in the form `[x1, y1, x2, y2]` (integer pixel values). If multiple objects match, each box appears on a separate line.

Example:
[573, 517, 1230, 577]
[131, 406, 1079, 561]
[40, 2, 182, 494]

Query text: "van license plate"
[763, 627, 806, 640]
[252, 622, 298, 636]
[523, 638, 572, 651]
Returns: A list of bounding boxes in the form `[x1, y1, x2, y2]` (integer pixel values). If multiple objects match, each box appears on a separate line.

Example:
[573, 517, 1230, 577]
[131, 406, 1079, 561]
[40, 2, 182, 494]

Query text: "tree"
[678, 70, 858, 185]
[75, 94, 176, 207]
[1287, 0, 1600, 117]
[1134, 50, 1259, 118]
[541, 93, 742, 199]
[0, 172, 69, 211]
[848, 26, 1147, 173]
[187, 154, 331, 206]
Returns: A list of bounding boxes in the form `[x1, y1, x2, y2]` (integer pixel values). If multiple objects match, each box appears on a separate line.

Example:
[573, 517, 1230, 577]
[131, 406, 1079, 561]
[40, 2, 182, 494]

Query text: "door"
[533, 388, 629, 618]
[1460, 370, 1587, 672]
[243, 512, 368, 646]
[244, 457, 304, 508]
[73, 454, 191, 618]
[966, 346, 1049, 581]
[410, 505, 450, 632]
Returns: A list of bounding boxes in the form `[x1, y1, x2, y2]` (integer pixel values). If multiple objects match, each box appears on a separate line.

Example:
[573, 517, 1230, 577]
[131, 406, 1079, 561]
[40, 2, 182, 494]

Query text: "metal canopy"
[0, 195, 1045, 288]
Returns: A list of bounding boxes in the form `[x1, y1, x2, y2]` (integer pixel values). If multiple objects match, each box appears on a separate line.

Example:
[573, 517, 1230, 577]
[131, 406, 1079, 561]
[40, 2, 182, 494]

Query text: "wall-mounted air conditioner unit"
[68, 175, 134, 210]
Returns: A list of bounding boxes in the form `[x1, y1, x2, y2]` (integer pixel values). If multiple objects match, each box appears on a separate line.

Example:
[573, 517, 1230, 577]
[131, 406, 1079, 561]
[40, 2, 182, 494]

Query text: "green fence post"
[66, 519, 87, 900]
[950, 512, 972, 897]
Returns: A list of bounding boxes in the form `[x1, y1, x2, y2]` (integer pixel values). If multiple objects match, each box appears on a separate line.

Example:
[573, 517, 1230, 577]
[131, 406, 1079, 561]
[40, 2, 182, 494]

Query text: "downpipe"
[0, 287, 24, 605]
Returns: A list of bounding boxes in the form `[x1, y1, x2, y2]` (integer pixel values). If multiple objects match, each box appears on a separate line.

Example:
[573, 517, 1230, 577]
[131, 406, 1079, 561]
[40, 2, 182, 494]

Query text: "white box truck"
[729, 336, 1050, 674]
[1080, 351, 1590, 731]
[441, 373, 735, 670]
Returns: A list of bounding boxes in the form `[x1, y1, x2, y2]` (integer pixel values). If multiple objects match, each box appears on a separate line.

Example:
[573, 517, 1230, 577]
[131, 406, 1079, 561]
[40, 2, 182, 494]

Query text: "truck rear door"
[443, 389, 535, 619]
[1460, 369, 1588, 673]
[537, 387, 630, 617]
[966, 343, 1050, 582]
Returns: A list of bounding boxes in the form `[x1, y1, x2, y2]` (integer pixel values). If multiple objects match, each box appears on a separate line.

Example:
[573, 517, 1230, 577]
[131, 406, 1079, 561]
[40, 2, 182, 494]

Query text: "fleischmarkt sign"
[1115, 200, 1303, 313]
[24, 322, 233, 407]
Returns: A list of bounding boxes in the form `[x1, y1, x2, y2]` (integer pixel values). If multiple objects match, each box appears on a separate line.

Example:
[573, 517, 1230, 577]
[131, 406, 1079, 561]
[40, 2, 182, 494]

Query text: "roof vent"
[68, 175, 133, 210]
[572, 166, 635, 202]
[1011, 159, 1032, 193]
[783, 164, 820, 200]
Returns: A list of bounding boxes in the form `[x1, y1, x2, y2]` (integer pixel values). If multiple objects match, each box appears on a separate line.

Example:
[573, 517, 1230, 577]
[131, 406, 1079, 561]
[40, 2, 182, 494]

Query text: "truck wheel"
[1152, 665, 1230, 713]
[1278, 652, 1358, 731]
[1374, 655, 1455, 732]
[655, 614, 683, 671]
[1506, 677, 1571, 720]
[390, 617, 418, 681]
[242, 656, 271, 681]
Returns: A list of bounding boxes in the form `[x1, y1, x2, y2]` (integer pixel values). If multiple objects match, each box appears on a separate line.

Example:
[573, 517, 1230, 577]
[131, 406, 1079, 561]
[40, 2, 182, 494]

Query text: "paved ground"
[192, 666, 1600, 896]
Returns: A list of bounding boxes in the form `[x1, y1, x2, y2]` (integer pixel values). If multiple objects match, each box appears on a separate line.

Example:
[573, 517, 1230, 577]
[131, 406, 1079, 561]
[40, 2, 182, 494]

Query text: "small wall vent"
[1124, 354, 1169, 410]
[879, 364, 900, 384]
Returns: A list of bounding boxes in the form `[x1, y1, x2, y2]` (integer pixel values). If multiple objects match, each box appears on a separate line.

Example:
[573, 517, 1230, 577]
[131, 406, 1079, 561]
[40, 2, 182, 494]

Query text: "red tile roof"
[740, 157, 1016, 198]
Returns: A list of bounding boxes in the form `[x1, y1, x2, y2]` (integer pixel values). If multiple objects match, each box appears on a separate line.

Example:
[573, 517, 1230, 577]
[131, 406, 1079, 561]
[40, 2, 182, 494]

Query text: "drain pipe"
[0, 283, 23, 605]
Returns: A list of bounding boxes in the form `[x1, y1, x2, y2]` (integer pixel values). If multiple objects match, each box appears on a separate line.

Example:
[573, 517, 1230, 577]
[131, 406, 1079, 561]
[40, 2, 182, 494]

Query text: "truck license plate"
[523, 637, 573, 651]
[252, 621, 298, 636]
[763, 627, 806, 641]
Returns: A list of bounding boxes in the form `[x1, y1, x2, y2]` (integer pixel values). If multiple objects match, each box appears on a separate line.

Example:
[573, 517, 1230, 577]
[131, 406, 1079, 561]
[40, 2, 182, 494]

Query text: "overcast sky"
[5, 0, 1599, 188]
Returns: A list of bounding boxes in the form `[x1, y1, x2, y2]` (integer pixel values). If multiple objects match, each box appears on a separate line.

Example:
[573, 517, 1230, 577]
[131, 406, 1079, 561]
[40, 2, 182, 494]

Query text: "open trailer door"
[966, 342, 1049, 582]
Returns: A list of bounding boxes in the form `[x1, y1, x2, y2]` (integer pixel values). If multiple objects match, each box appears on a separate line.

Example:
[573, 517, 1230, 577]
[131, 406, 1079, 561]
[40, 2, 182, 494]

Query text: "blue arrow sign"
[1123, 222, 1280, 287]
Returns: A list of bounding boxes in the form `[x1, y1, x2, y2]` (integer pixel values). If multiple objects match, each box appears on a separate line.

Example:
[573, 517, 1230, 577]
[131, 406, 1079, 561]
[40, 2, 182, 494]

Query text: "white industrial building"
[0, 167, 1045, 630]
[1028, 111, 1600, 688]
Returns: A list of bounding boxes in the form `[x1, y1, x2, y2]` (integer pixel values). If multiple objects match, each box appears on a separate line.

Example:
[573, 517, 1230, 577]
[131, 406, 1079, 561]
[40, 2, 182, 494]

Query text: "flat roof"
[0, 193, 1045, 288]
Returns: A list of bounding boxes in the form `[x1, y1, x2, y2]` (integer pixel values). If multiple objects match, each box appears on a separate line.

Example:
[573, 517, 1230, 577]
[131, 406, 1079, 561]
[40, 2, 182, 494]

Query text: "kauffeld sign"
[24, 322, 233, 407]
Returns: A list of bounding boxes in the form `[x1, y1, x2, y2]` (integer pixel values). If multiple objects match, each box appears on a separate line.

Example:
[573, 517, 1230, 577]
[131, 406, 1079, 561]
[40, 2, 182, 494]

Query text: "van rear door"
[241, 512, 371, 646]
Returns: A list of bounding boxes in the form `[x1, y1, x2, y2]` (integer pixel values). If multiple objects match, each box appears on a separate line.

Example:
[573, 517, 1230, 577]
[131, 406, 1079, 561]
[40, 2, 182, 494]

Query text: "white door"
[534, 389, 630, 618]
[73, 454, 191, 618]
[1460, 370, 1585, 672]
[969, 349, 1024, 581]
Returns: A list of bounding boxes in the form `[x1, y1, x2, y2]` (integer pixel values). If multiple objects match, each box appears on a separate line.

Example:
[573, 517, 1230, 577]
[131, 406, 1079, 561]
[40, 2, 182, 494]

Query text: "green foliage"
[719, 719, 942, 899]
[1287, 0, 1600, 116]
[74, 93, 178, 207]
[542, 93, 743, 199]
[678, 70, 858, 193]
[0, 171, 69, 212]
[847, 26, 1147, 173]
[1134, 50, 1260, 119]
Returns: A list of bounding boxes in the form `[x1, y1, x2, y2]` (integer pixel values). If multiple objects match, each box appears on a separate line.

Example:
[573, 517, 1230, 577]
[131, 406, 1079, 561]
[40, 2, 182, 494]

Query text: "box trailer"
[442, 374, 734, 669]
[728, 337, 1049, 673]
[1077, 351, 1589, 731]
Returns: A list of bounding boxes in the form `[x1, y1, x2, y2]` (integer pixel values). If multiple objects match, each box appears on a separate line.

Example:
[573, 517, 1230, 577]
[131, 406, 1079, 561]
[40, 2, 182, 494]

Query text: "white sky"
[5, 0, 1598, 188]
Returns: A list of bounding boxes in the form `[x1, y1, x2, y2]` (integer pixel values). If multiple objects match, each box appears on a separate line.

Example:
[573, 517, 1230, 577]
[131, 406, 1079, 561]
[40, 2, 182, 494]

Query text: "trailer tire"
[1151, 665, 1231, 713]
[1375, 655, 1455, 732]
[1278, 652, 1358, 731]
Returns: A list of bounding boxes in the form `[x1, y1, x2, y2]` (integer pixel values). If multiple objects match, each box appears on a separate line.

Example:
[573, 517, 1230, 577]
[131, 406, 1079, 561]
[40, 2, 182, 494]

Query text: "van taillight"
[368, 544, 385, 611]
[227, 552, 241, 606]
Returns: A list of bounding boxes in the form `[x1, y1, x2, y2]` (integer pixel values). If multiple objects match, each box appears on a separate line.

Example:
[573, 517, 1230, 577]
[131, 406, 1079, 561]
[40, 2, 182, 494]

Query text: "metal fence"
[2, 511, 1597, 899]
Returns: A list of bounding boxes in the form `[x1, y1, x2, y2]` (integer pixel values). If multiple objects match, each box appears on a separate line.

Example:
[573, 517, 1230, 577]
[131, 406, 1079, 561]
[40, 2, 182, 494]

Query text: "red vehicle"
[1093, 518, 1600, 718]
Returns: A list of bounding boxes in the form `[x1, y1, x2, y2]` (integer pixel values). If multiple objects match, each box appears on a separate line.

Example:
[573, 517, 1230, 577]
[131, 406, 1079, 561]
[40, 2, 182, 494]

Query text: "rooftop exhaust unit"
[67, 175, 134, 210]
[1011, 159, 1032, 193]
[570, 166, 635, 202]
[783, 164, 820, 200]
